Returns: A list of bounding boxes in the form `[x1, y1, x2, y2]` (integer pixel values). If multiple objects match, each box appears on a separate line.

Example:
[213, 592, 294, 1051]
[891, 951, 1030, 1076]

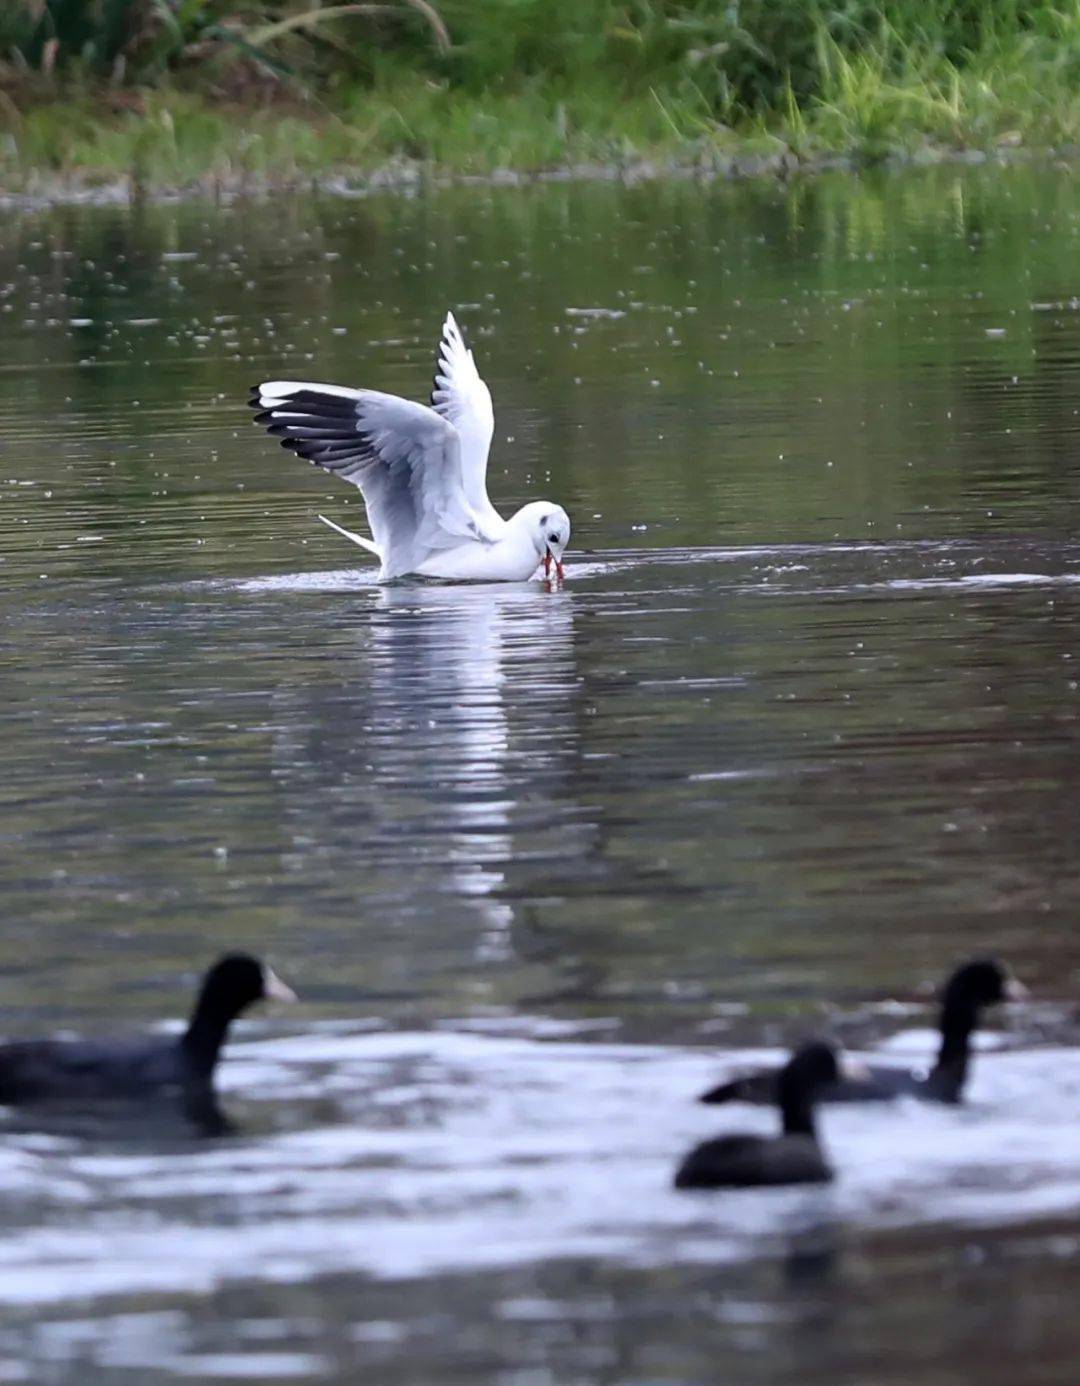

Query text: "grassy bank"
[1, 3, 1078, 193]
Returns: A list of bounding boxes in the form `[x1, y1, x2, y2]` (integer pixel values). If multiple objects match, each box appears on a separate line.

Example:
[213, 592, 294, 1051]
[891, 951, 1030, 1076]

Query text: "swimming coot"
[0, 953, 296, 1109]
[676, 1042, 845, 1189]
[699, 959, 1024, 1108]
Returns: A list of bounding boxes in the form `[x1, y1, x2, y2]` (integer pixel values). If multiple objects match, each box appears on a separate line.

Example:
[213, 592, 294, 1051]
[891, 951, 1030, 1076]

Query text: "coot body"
[0, 953, 295, 1109]
[699, 959, 1022, 1108]
[676, 1042, 840, 1189]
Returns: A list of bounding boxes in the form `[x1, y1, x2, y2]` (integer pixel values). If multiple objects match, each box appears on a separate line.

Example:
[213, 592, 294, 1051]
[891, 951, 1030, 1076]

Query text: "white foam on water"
[232, 568, 381, 593]
[882, 573, 1080, 592]
[0, 1029, 1077, 1307]
[218, 545, 1080, 599]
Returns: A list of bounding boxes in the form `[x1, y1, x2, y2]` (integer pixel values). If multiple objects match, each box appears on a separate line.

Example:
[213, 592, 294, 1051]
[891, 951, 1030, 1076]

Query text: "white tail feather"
[318, 513, 380, 555]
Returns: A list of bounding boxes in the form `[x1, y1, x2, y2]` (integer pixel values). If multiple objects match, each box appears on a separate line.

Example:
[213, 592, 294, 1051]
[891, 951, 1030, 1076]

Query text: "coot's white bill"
[250, 313, 571, 583]
[262, 965, 298, 1004]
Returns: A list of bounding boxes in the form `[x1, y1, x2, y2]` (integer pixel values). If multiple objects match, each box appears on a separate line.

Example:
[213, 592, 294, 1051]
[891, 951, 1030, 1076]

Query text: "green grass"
[1, 3, 1078, 191]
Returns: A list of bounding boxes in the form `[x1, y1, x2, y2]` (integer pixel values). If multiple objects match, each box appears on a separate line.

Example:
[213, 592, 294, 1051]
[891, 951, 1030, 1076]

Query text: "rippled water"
[1, 164, 1080, 1381]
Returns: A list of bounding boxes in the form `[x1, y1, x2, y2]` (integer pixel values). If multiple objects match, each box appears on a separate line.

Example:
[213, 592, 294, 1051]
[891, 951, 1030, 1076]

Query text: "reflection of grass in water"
[0, 4, 1077, 187]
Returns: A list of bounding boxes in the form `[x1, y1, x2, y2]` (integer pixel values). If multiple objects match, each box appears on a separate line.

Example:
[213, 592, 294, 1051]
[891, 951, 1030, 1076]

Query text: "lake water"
[1, 163, 1079, 1382]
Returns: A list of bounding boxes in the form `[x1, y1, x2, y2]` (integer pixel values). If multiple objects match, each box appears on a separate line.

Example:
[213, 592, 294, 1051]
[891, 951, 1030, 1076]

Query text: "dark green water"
[1, 164, 1079, 1381]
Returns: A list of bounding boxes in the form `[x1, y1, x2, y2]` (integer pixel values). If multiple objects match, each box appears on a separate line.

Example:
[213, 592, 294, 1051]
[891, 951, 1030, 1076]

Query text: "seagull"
[249, 313, 571, 582]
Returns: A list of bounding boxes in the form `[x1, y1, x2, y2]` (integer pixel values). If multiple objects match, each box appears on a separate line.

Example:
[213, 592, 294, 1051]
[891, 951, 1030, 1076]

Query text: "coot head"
[197, 953, 297, 1020]
[776, 1041, 843, 1130]
[942, 958, 1025, 1012]
[780, 1041, 842, 1094]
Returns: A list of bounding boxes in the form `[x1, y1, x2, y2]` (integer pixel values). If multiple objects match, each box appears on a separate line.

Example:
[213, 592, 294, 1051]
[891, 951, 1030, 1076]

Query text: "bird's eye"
[548, 532, 561, 544]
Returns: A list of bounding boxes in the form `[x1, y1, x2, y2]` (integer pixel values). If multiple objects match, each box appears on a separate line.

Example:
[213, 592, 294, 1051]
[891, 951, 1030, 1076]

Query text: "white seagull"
[249, 313, 571, 582]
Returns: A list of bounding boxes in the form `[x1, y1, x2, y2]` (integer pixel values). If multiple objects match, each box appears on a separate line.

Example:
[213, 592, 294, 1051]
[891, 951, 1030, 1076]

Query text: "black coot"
[0, 953, 296, 1114]
[676, 1042, 842, 1189]
[699, 958, 1023, 1108]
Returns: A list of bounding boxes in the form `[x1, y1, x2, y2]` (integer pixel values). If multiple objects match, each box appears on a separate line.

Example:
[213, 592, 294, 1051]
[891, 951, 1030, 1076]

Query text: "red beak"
[544, 548, 565, 582]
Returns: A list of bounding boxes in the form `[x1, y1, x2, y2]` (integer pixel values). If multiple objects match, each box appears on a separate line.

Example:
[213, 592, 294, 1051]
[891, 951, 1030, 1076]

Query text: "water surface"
[1, 164, 1079, 1381]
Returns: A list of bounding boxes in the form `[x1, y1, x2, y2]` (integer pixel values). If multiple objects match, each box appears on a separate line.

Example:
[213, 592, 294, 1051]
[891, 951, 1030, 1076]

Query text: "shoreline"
[1, 2, 1075, 211]
[2, 140, 1077, 211]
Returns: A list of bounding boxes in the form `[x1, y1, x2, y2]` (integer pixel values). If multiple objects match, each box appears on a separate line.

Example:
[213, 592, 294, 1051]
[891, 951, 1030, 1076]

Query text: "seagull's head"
[522, 502, 571, 581]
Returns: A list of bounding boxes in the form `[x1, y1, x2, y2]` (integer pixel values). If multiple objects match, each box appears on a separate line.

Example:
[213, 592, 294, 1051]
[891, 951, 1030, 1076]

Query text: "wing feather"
[430, 313, 501, 528]
[249, 381, 495, 577]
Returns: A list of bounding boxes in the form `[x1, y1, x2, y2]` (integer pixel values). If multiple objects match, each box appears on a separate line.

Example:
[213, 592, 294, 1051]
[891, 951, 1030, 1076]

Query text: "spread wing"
[430, 312, 500, 529]
[250, 382, 499, 578]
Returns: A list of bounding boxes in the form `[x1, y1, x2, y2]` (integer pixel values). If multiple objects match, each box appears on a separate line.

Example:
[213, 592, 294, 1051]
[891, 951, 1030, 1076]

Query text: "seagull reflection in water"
[367, 582, 579, 962]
